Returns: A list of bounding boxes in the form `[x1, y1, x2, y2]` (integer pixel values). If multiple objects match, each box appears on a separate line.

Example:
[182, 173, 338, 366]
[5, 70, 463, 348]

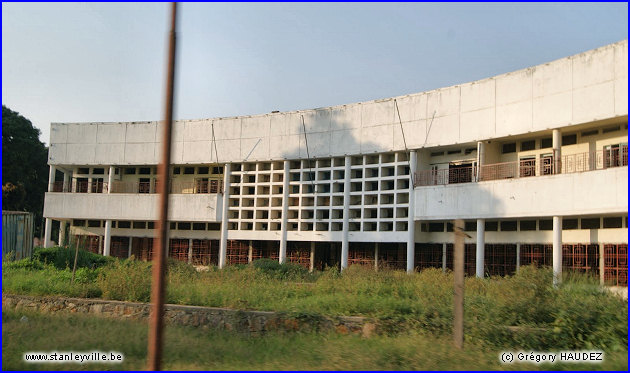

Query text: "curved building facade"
[43, 40, 628, 285]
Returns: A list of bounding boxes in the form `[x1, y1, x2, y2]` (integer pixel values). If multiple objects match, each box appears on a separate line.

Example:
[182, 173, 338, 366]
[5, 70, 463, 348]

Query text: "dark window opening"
[520, 140, 535, 151]
[178, 222, 191, 230]
[87, 220, 101, 227]
[124, 167, 136, 175]
[581, 218, 600, 229]
[485, 221, 498, 231]
[139, 167, 151, 175]
[184, 167, 195, 175]
[197, 167, 209, 174]
[118, 221, 131, 229]
[540, 137, 552, 149]
[603, 217, 623, 228]
[133, 221, 146, 229]
[428, 222, 444, 232]
[193, 222, 206, 230]
[539, 219, 552, 230]
[92, 168, 105, 175]
[173, 167, 181, 175]
[562, 134, 577, 146]
[502, 143, 516, 154]
[464, 221, 477, 231]
[520, 220, 537, 231]
[500, 221, 517, 231]
[563, 219, 578, 230]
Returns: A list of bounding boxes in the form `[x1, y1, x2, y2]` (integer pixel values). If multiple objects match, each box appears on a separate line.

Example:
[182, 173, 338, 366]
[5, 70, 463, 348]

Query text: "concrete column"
[279, 160, 290, 264]
[87, 177, 93, 193]
[476, 141, 485, 181]
[63, 171, 70, 192]
[103, 220, 112, 256]
[248, 240, 253, 263]
[48, 165, 56, 192]
[218, 163, 231, 269]
[309, 241, 315, 273]
[108, 166, 115, 193]
[43, 218, 53, 248]
[407, 150, 417, 273]
[58, 221, 67, 246]
[476, 219, 485, 278]
[552, 129, 561, 174]
[599, 244, 605, 286]
[341, 156, 351, 271]
[128, 237, 133, 258]
[553, 216, 562, 286]
[374, 242, 379, 271]
[516, 243, 521, 272]
[442, 243, 447, 272]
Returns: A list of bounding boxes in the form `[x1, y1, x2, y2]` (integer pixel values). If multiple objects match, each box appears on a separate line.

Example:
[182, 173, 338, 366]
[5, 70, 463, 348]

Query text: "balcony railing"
[49, 179, 223, 195]
[414, 148, 628, 187]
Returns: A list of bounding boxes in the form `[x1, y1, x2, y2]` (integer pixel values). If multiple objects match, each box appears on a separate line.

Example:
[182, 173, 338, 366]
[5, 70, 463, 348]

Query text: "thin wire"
[301, 115, 316, 191]
[394, 99, 413, 186]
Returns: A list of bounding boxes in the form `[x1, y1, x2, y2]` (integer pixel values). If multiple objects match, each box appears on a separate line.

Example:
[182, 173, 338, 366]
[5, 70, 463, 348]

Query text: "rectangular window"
[562, 218, 578, 230]
[540, 137, 552, 149]
[124, 167, 136, 175]
[118, 221, 131, 229]
[500, 221, 517, 231]
[72, 219, 86, 227]
[520, 140, 535, 151]
[184, 167, 195, 175]
[539, 219, 552, 230]
[602, 125, 620, 134]
[428, 222, 444, 232]
[502, 143, 516, 154]
[193, 222, 206, 230]
[212, 166, 224, 174]
[520, 220, 537, 231]
[77, 168, 89, 174]
[178, 222, 191, 230]
[485, 221, 498, 231]
[197, 167, 209, 174]
[464, 221, 477, 231]
[139, 167, 151, 175]
[447, 149, 461, 155]
[173, 167, 181, 175]
[208, 223, 221, 231]
[147, 222, 155, 229]
[133, 221, 146, 229]
[92, 168, 105, 175]
[581, 129, 598, 137]
[603, 217, 622, 228]
[562, 134, 577, 146]
[581, 218, 600, 229]
[87, 220, 101, 227]
[430, 151, 444, 157]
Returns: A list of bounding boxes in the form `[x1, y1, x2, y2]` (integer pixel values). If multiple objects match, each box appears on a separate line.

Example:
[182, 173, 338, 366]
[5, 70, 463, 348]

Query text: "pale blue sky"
[2, 2, 628, 145]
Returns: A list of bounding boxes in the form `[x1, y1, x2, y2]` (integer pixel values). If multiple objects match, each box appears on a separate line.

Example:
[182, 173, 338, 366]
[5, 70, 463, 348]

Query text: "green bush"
[32, 246, 114, 270]
[97, 259, 152, 302]
[251, 258, 310, 280]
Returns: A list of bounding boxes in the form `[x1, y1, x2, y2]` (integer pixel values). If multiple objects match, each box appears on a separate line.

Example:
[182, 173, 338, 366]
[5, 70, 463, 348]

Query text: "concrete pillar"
[248, 240, 253, 263]
[553, 216, 562, 286]
[374, 242, 379, 271]
[128, 237, 133, 258]
[341, 156, 351, 271]
[58, 221, 67, 246]
[442, 243, 447, 272]
[103, 220, 112, 256]
[599, 244, 605, 286]
[63, 171, 70, 192]
[87, 177, 93, 193]
[279, 160, 290, 264]
[516, 243, 521, 273]
[188, 238, 193, 264]
[48, 165, 56, 192]
[476, 219, 485, 278]
[476, 141, 485, 181]
[407, 150, 417, 273]
[218, 163, 231, 269]
[552, 129, 561, 174]
[309, 241, 315, 273]
[43, 218, 53, 248]
[108, 166, 115, 193]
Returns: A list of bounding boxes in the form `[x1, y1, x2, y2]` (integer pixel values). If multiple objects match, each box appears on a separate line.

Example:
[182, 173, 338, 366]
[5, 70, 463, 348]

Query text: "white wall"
[414, 167, 627, 220]
[48, 40, 628, 166]
[44, 193, 220, 222]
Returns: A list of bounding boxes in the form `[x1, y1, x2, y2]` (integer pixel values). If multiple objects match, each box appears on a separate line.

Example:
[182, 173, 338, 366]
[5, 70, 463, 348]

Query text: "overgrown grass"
[3, 247, 628, 351]
[3, 309, 627, 371]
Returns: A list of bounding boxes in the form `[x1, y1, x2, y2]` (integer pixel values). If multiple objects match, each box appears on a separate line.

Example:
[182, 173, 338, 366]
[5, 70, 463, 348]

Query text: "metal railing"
[49, 179, 223, 195]
[414, 148, 628, 187]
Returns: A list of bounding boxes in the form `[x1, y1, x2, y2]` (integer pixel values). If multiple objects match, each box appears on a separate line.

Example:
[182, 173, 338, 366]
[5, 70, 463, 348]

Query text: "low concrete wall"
[2, 294, 376, 337]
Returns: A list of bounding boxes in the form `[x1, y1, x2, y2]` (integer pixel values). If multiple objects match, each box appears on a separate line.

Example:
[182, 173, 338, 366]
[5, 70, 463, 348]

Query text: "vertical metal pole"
[599, 244, 605, 286]
[147, 3, 177, 371]
[310, 241, 315, 273]
[453, 219, 465, 349]
[516, 243, 521, 273]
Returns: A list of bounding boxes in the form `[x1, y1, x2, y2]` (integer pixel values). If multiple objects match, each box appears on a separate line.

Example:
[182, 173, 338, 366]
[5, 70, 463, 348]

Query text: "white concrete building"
[43, 40, 628, 285]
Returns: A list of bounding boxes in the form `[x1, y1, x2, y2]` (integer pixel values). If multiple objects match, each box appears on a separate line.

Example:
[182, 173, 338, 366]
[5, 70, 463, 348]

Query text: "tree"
[2, 105, 49, 235]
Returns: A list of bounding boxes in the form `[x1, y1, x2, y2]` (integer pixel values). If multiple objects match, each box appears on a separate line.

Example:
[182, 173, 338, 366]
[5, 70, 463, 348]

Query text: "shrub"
[251, 258, 309, 280]
[33, 246, 114, 270]
[97, 260, 152, 302]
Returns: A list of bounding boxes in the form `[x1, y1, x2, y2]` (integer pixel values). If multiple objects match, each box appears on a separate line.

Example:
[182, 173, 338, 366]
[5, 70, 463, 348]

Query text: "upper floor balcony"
[49, 179, 223, 195]
[414, 147, 628, 187]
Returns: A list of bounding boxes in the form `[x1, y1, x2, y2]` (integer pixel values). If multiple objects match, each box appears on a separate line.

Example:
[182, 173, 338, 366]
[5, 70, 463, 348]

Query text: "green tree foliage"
[2, 105, 48, 234]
